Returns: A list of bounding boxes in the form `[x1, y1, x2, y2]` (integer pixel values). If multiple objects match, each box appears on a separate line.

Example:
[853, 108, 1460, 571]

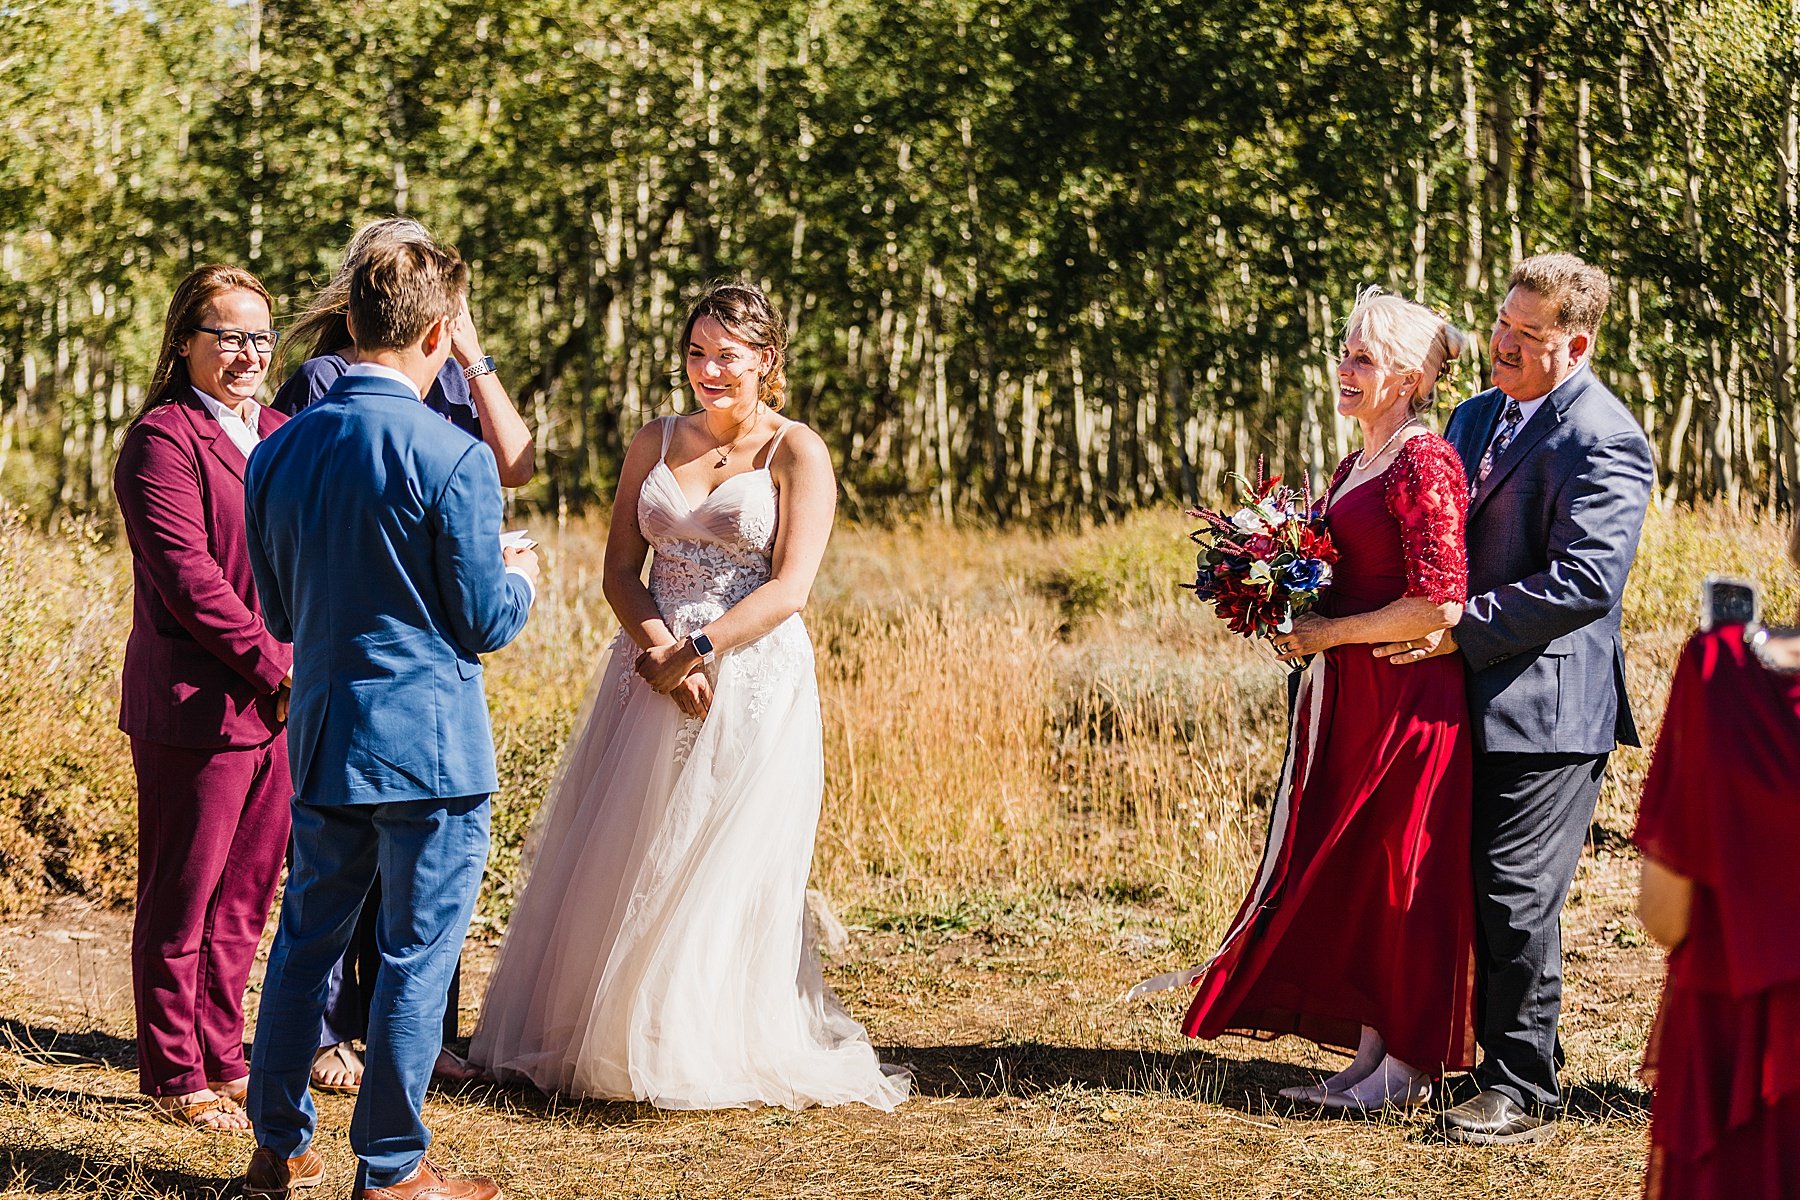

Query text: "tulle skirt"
[468, 619, 909, 1111]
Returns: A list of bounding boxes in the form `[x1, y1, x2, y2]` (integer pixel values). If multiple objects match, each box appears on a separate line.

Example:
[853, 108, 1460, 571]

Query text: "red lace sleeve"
[1382, 435, 1469, 604]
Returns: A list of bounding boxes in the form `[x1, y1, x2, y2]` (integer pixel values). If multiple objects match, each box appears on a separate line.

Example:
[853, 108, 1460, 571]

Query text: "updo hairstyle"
[680, 280, 789, 411]
[1344, 286, 1469, 414]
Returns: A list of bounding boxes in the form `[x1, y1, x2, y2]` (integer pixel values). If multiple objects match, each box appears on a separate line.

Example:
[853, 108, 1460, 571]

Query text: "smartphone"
[1699, 575, 1758, 631]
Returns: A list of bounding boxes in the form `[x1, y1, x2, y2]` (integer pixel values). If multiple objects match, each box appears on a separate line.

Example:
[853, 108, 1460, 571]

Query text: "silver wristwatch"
[688, 631, 716, 665]
[462, 355, 497, 381]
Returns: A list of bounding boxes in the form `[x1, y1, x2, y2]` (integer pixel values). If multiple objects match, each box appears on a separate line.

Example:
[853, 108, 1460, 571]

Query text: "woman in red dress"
[1182, 288, 1477, 1111]
[1634, 522, 1800, 1200]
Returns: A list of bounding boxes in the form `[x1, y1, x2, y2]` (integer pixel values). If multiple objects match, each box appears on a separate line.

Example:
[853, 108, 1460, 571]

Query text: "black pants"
[319, 874, 461, 1049]
[1469, 750, 1608, 1112]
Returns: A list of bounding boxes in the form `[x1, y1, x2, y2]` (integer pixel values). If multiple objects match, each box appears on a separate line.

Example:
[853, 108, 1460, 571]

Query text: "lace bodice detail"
[1326, 434, 1469, 605]
[637, 416, 785, 636]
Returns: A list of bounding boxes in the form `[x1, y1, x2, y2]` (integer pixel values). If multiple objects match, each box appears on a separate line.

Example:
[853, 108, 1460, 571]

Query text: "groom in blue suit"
[241, 239, 535, 1200]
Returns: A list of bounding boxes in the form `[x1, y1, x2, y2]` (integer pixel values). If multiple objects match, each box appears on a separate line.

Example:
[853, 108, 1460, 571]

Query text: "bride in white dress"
[469, 282, 908, 1112]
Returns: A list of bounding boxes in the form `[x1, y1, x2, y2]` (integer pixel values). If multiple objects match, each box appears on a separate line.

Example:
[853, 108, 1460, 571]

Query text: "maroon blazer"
[114, 394, 293, 749]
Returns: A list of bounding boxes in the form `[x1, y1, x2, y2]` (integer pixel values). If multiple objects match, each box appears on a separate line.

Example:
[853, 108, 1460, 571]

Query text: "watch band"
[462, 355, 497, 381]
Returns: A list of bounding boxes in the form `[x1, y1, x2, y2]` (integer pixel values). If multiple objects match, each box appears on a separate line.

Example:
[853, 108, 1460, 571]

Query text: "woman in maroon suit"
[1635, 523, 1800, 1200]
[113, 264, 294, 1132]
[1181, 288, 1476, 1111]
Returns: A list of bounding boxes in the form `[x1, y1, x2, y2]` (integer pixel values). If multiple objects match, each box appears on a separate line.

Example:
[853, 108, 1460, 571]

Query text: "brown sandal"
[209, 1076, 249, 1106]
[310, 1042, 363, 1094]
[152, 1093, 252, 1134]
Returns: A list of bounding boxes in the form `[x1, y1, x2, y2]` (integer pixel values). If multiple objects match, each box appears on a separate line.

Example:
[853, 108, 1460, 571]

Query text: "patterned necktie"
[1473, 399, 1524, 498]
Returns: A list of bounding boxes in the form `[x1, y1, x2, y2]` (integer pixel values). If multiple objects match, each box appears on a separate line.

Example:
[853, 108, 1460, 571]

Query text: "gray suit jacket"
[1445, 368, 1655, 755]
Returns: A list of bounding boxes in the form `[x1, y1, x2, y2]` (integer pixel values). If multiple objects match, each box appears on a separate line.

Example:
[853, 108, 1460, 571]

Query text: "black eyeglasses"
[194, 326, 280, 354]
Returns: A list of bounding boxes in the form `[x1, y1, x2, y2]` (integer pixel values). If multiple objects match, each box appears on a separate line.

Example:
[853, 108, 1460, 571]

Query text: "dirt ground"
[0, 842, 1661, 1200]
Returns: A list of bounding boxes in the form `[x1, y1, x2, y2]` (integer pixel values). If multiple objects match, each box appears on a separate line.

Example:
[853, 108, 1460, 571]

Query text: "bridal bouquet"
[1185, 464, 1338, 639]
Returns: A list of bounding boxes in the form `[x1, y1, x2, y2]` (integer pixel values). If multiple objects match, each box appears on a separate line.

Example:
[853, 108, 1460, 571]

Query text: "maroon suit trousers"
[130, 735, 291, 1096]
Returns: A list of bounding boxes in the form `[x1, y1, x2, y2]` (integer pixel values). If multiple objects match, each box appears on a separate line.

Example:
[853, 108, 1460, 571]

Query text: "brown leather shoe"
[243, 1145, 327, 1197]
[356, 1157, 503, 1200]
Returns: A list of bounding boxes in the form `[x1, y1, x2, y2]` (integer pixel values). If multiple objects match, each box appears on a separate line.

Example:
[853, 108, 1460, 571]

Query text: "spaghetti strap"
[657, 414, 677, 461]
[758, 419, 794, 469]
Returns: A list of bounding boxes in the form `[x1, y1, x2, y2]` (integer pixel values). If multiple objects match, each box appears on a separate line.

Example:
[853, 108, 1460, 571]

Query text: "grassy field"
[0, 500, 1794, 1198]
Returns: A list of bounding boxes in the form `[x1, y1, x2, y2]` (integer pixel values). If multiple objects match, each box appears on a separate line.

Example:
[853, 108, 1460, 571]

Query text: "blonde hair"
[1344, 286, 1469, 413]
[283, 218, 436, 367]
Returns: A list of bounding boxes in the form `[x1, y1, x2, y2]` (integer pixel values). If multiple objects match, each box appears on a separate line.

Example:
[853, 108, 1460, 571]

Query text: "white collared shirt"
[340, 362, 535, 606]
[193, 387, 262, 458]
[342, 360, 424, 400]
[1491, 360, 1590, 452]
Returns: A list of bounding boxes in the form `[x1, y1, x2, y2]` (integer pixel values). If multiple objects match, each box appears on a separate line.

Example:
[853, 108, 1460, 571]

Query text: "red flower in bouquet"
[1183, 461, 1338, 641]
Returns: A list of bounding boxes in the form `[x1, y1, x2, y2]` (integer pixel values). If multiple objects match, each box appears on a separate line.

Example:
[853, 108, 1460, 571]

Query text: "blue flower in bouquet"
[1281, 557, 1331, 592]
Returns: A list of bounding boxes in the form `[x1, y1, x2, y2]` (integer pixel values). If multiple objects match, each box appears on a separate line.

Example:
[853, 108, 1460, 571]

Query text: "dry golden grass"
[0, 499, 1794, 1197]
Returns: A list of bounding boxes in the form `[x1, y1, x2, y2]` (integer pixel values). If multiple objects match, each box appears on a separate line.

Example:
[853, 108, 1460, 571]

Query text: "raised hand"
[449, 297, 486, 368]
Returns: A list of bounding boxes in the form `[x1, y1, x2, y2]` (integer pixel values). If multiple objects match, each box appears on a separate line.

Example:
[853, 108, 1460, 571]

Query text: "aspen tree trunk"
[1775, 14, 1800, 507]
[1572, 77, 1593, 243]
[1459, 19, 1486, 332]
[1409, 15, 1439, 302]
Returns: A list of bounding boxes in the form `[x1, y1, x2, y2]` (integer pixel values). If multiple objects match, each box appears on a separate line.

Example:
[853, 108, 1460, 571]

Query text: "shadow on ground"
[887, 1042, 1311, 1109]
[0, 1019, 137, 1071]
[890, 1042, 1651, 1124]
[0, 1142, 235, 1199]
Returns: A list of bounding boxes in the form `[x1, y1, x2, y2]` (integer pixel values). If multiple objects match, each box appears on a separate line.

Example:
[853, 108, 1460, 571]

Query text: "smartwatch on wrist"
[462, 355, 497, 381]
[688, 631, 716, 665]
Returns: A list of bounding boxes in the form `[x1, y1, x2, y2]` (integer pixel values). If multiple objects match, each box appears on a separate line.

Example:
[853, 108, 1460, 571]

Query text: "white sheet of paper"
[499, 529, 536, 550]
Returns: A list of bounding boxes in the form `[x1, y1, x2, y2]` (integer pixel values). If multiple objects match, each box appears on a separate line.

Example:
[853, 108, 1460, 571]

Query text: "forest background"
[4, 0, 1799, 524]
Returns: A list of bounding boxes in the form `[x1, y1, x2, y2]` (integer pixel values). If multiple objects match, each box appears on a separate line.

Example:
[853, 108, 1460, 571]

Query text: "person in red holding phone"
[1634, 523, 1800, 1200]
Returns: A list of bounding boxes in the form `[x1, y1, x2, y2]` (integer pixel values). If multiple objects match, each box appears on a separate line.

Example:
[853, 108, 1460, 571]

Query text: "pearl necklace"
[1353, 416, 1419, 472]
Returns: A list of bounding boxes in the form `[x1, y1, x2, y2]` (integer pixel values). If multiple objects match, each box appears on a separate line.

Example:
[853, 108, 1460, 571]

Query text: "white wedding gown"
[468, 416, 909, 1112]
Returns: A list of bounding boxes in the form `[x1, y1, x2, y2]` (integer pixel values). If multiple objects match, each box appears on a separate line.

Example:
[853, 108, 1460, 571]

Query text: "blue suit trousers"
[249, 795, 489, 1190]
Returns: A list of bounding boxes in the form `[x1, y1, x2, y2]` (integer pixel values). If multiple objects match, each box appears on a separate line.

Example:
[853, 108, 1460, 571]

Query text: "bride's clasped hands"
[634, 640, 714, 719]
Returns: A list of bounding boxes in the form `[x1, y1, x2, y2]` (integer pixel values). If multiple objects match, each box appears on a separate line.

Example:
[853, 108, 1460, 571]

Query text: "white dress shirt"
[1490, 360, 1590, 452]
[193, 388, 262, 458]
[342, 360, 424, 399]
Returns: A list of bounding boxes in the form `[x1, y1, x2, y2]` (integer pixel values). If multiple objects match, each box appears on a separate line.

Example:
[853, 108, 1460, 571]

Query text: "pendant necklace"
[707, 405, 763, 469]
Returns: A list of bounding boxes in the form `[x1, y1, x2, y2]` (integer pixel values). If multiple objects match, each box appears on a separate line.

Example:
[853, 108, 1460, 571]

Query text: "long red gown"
[1635, 626, 1800, 1200]
[1182, 434, 1477, 1074]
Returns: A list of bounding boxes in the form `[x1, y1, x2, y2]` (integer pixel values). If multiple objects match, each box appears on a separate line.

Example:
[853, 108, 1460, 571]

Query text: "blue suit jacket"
[244, 371, 532, 804]
[1445, 368, 1655, 755]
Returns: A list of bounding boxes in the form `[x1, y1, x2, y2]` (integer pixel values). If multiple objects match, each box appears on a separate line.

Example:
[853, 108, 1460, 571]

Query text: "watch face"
[692, 633, 714, 655]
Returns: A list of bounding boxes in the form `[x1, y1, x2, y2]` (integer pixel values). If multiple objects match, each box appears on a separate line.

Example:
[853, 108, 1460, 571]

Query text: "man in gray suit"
[1375, 253, 1654, 1144]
